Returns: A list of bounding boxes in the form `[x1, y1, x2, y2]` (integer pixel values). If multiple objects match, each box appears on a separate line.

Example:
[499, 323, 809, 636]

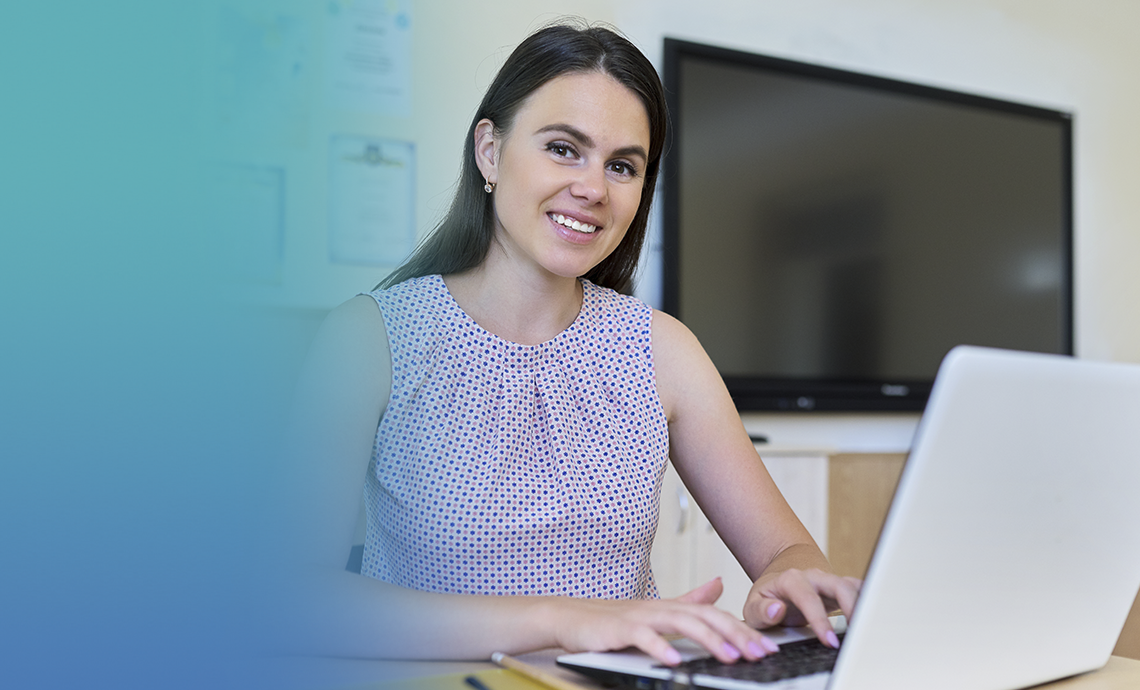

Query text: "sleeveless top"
[361, 274, 670, 599]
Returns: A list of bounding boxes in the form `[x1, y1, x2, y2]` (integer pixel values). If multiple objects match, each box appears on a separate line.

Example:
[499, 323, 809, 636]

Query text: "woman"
[292, 21, 859, 665]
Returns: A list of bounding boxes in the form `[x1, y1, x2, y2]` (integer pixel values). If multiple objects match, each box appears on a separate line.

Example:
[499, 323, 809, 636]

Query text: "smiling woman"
[379, 22, 667, 296]
[461, 70, 651, 314]
[288, 19, 859, 668]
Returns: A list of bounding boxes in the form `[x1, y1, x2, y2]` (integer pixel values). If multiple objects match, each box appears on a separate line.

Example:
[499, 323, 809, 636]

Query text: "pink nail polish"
[766, 602, 782, 620]
[762, 637, 780, 653]
[826, 631, 840, 648]
[722, 642, 741, 660]
[747, 641, 766, 657]
[664, 647, 682, 665]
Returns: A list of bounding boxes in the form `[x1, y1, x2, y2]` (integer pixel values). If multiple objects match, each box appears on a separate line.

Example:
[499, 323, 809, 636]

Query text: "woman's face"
[476, 71, 651, 282]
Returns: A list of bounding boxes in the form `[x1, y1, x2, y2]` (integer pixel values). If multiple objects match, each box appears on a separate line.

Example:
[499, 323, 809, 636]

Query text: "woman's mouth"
[549, 213, 598, 234]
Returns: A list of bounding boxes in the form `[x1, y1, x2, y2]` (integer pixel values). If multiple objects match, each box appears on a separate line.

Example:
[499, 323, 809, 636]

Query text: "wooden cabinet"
[1115, 592, 1140, 660]
[826, 453, 907, 578]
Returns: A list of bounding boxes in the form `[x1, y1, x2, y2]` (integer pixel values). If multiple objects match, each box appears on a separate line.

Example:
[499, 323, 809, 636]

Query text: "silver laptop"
[558, 346, 1140, 690]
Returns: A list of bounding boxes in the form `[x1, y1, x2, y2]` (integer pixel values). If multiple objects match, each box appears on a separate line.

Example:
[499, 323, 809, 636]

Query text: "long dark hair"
[378, 20, 667, 294]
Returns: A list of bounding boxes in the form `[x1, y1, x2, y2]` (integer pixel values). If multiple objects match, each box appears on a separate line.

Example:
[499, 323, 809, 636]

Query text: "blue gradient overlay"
[3, 3, 298, 687]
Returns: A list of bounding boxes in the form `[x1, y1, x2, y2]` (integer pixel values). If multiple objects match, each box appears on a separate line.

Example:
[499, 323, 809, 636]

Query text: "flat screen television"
[661, 39, 1073, 412]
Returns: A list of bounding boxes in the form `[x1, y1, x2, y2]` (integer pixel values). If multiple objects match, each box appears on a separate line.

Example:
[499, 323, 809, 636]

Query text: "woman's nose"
[569, 163, 607, 204]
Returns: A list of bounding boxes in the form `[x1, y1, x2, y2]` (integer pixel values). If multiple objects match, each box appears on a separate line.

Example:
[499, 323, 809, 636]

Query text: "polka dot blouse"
[361, 274, 670, 599]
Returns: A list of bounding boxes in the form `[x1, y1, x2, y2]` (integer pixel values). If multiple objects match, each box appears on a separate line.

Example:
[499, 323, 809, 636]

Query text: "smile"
[549, 213, 598, 234]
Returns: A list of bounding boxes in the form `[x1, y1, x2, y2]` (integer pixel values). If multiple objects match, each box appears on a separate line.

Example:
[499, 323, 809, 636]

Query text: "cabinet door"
[827, 453, 906, 578]
[650, 462, 696, 599]
[692, 501, 754, 617]
[650, 451, 830, 617]
[650, 461, 758, 613]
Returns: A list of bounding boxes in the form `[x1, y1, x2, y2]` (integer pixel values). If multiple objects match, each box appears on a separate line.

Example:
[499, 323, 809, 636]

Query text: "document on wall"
[328, 135, 415, 266]
[324, 0, 413, 116]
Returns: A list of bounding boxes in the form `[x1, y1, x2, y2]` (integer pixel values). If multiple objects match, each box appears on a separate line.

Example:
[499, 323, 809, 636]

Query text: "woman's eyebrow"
[535, 123, 593, 146]
[611, 144, 648, 163]
[535, 123, 648, 162]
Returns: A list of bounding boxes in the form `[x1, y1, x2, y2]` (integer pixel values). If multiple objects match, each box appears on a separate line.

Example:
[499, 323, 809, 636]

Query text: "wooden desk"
[284, 649, 1140, 689]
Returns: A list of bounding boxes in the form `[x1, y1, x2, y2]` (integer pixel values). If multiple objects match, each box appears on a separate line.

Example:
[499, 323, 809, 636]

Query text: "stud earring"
[484, 180, 495, 193]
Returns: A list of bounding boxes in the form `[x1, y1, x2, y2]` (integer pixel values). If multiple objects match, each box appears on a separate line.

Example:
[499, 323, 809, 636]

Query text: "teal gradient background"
[2, 3, 291, 687]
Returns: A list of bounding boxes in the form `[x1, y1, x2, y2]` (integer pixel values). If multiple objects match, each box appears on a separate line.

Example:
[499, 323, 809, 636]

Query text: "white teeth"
[551, 213, 596, 234]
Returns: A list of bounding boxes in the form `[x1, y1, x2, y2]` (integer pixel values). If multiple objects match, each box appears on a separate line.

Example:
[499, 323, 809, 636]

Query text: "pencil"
[490, 652, 588, 690]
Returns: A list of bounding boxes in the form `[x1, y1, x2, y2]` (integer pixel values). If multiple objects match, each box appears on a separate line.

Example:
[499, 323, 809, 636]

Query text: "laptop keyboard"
[658, 635, 842, 684]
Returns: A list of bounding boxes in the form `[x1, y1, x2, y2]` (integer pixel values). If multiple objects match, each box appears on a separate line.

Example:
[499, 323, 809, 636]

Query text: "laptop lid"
[829, 345, 1140, 690]
[558, 346, 1140, 690]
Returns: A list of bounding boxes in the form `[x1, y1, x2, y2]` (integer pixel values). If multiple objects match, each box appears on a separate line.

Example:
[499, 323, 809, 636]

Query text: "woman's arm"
[279, 296, 778, 664]
[651, 310, 860, 647]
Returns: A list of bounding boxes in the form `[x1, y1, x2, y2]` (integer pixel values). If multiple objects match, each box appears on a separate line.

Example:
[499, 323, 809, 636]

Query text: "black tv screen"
[661, 39, 1073, 412]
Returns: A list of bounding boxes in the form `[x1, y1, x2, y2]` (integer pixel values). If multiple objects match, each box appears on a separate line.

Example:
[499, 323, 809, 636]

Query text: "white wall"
[241, 0, 1139, 362]
[231, 0, 1140, 446]
[611, 0, 1140, 366]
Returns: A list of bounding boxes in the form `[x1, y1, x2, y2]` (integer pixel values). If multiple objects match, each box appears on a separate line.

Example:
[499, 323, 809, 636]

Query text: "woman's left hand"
[742, 568, 862, 648]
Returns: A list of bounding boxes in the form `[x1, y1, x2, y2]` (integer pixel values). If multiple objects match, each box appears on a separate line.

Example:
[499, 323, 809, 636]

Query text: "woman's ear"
[473, 118, 498, 184]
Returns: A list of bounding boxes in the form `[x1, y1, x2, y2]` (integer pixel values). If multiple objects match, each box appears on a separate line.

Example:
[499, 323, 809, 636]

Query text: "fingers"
[556, 588, 788, 666]
[674, 577, 724, 606]
[745, 569, 864, 649]
[767, 570, 836, 647]
[558, 595, 779, 667]
[666, 580, 782, 662]
[833, 576, 862, 619]
[629, 627, 683, 666]
[656, 602, 779, 664]
[744, 594, 788, 629]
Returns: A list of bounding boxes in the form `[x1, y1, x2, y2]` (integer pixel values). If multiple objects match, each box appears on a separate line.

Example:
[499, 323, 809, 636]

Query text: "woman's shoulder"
[365, 274, 442, 303]
[320, 294, 389, 348]
[582, 279, 653, 323]
[299, 295, 392, 413]
[648, 307, 700, 354]
[314, 277, 439, 360]
[363, 275, 450, 325]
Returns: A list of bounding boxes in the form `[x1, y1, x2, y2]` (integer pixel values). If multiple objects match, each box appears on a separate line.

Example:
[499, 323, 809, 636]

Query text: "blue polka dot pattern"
[360, 274, 670, 599]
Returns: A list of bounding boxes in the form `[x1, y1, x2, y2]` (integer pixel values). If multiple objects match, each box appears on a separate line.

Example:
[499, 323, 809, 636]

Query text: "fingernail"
[766, 602, 782, 620]
[826, 631, 840, 649]
[762, 636, 780, 653]
[747, 641, 766, 657]
[722, 642, 741, 660]
[664, 647, 682, 665]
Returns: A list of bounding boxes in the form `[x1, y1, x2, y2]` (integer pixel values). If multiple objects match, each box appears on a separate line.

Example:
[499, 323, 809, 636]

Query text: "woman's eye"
[608, 161, 639, 178]
[547, 142, 576, 158]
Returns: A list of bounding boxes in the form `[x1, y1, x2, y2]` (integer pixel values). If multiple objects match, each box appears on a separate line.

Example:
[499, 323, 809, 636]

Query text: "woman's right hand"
[549, 578, 781, 666]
